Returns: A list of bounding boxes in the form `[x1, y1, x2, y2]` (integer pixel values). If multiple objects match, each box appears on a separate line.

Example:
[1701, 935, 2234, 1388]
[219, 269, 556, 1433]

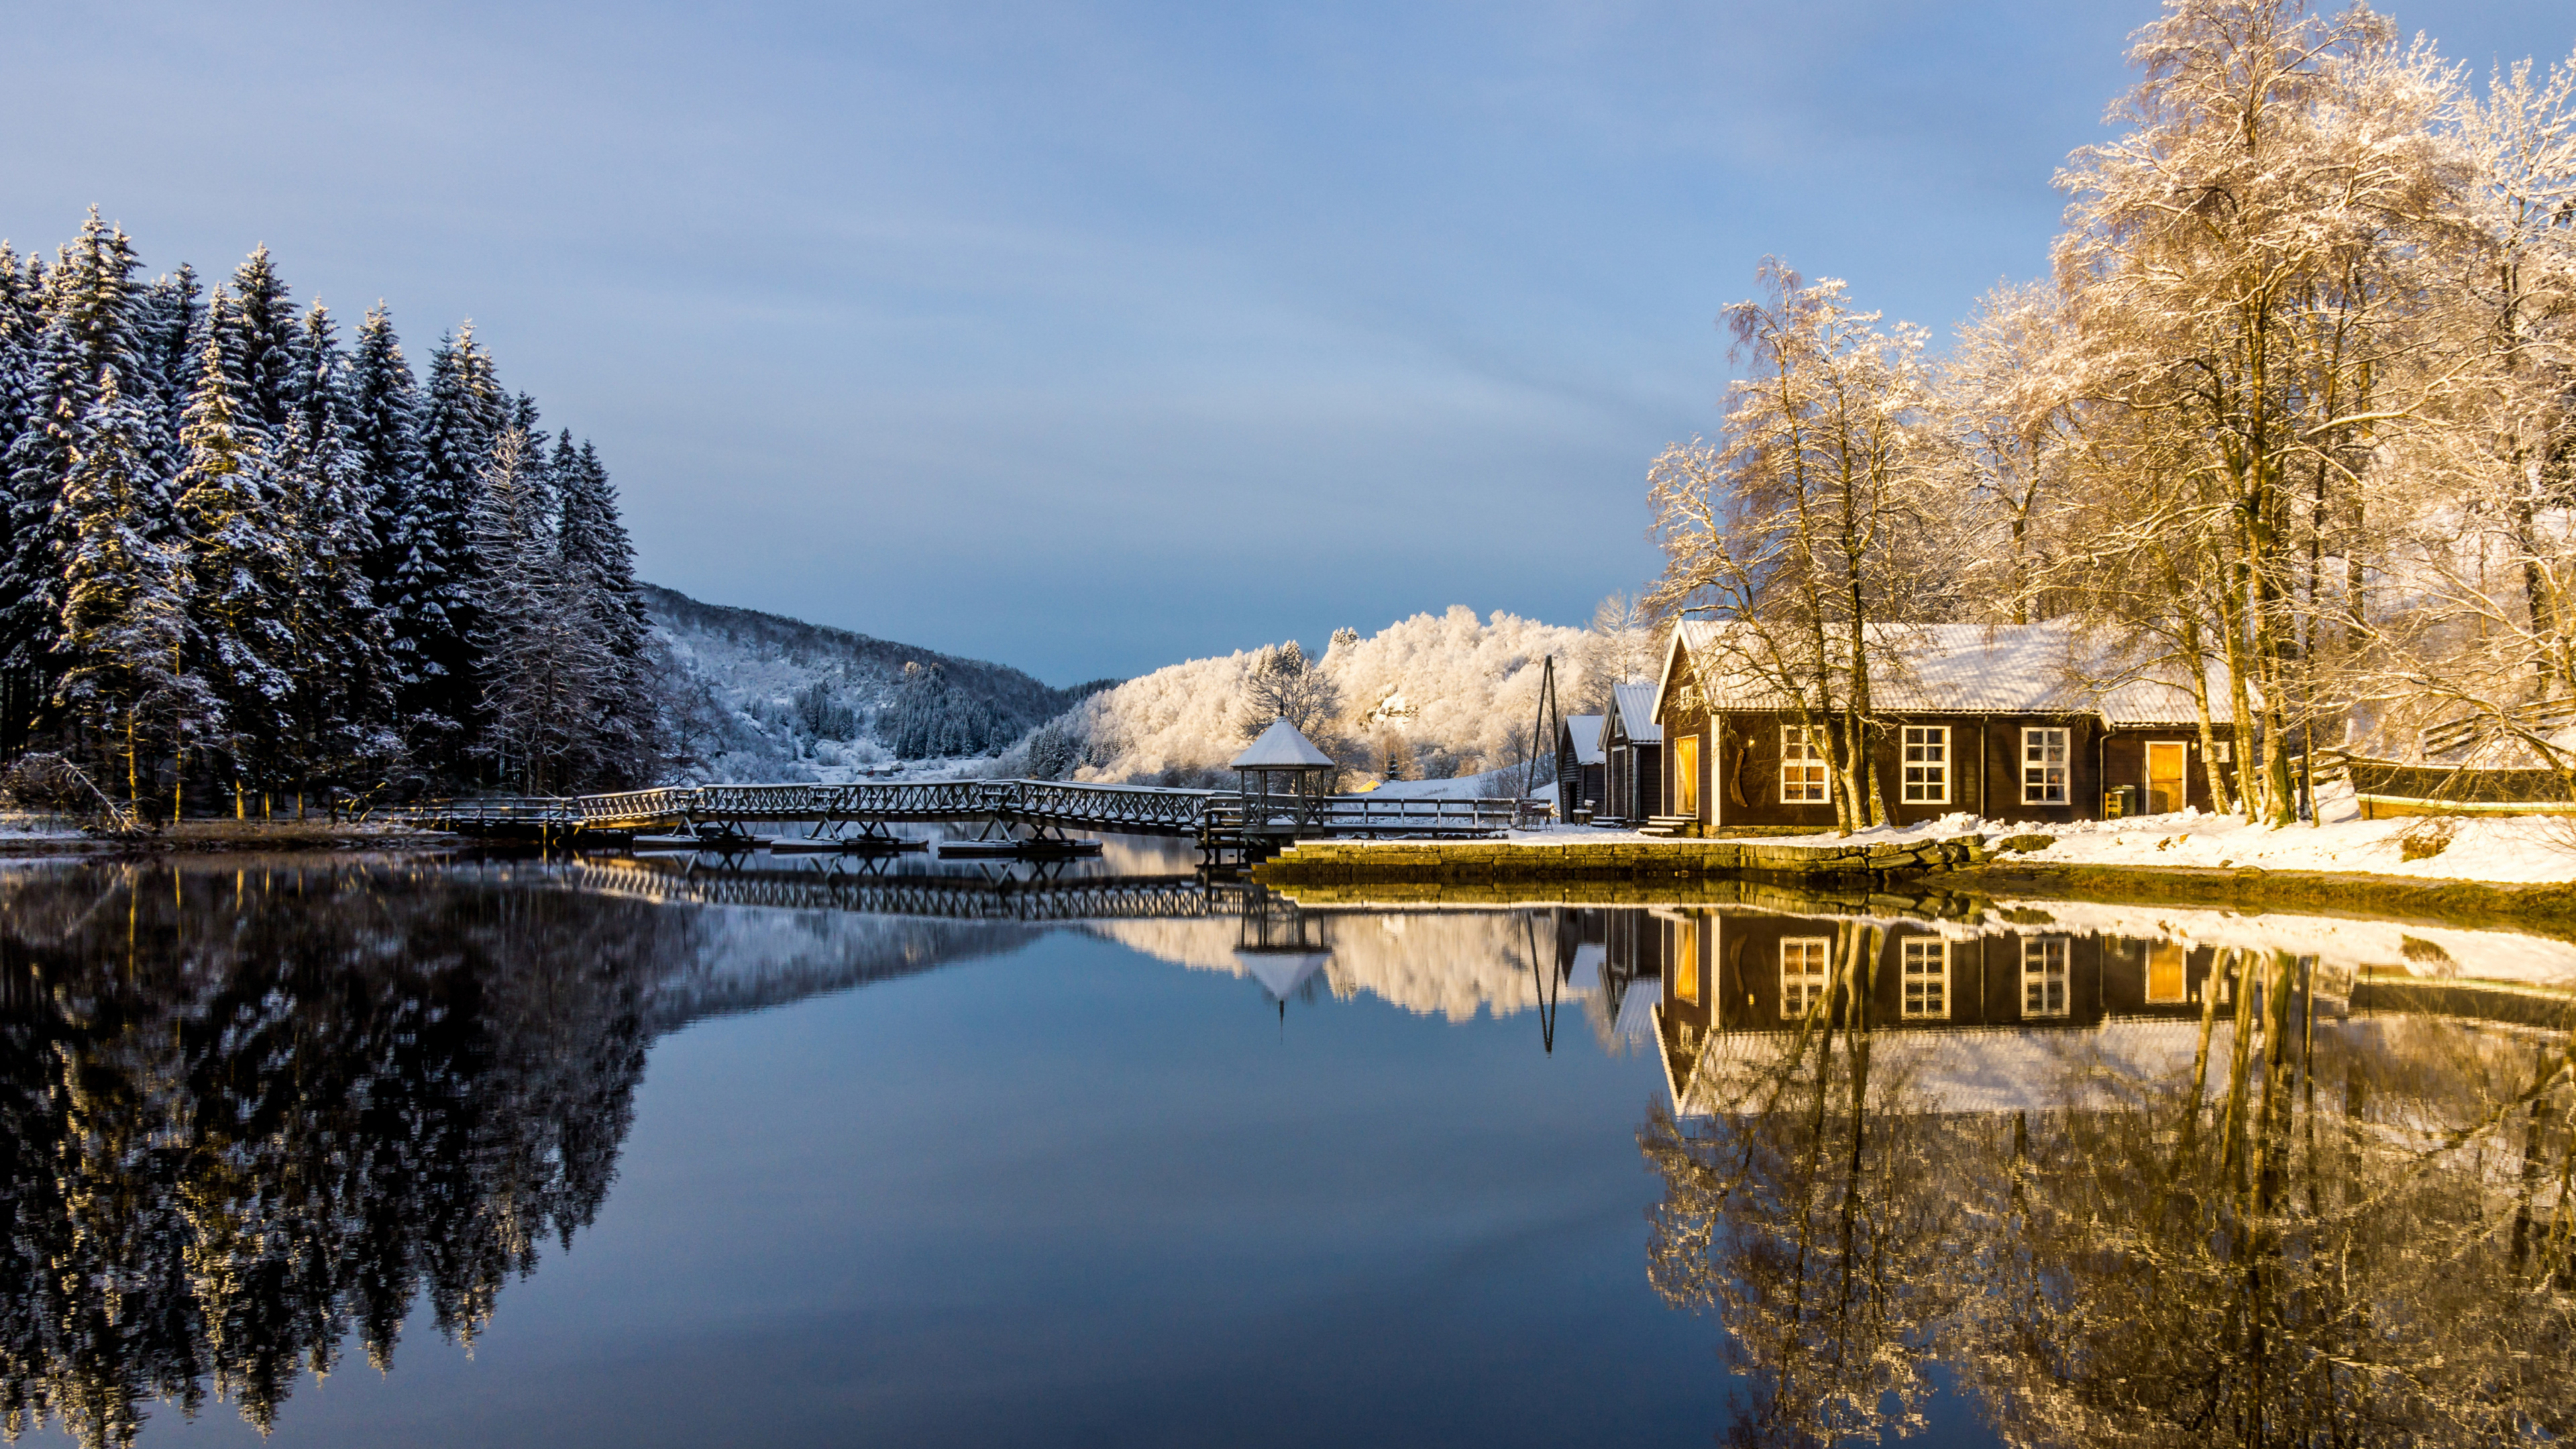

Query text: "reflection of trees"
[0, 863, 672, 1448]
[1644, 921, 1968, 1446]
[1646, 943, 2576, 1448]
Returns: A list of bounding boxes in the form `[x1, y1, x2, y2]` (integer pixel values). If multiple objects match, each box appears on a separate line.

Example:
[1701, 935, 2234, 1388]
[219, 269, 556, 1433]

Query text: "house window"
[1901, 726, 1949, 804]
[1900, 938, 1948, 1019]
[1781, 938, 1831, 1018]
[2022, 937, 2070, 1017]
[2021, 727, 2070, 804]
[1781, 725, 1830, 804]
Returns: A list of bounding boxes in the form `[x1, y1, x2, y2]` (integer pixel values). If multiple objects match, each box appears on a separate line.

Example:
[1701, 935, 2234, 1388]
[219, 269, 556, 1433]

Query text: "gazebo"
[1230, 718, 1338, 841]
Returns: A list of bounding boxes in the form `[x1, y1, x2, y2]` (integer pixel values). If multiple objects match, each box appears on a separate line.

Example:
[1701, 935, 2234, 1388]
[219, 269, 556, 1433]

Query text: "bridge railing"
[388, 779, 1545, 839]
[996, 780, 1218, 831]
[389, 796, 576, 826]
[578, 787, 697, 824]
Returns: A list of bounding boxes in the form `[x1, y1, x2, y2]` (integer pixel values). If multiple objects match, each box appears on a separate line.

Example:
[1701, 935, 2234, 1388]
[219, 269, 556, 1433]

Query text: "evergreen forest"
[0, 210, 657, 813]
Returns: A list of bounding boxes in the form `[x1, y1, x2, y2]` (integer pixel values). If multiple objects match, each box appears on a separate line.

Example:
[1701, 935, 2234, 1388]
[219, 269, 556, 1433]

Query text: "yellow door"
[1674, 733, 1701, 818]
[1674, 917, 1700, 1004]
[2146, 742, 2188, 814]
[2145, 941, 2187, 1002]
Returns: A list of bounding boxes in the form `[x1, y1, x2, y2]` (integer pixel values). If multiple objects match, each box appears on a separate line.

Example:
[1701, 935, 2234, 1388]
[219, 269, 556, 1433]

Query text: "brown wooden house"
[1633, 906, 2226, 1116]
[1649, 621, 2239, 833]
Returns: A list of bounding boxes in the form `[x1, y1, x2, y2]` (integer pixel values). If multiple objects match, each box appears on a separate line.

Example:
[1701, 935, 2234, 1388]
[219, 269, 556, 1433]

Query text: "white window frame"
[1900, 938, 1948, 1020]
[1781, 937, 1831, 1018]
[1780, 724, 1830, 804]
[2021, 937, 2070, 1018]
[2021, 727, 2070, 805]
[1900, 725, 1949, 805]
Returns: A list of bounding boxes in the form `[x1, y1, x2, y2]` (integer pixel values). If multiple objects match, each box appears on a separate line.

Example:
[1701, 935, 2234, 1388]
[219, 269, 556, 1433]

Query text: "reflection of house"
[1601, 684, 1663, 826]
[1629, 908, 2224, 1111]
[1651, 621, 2239, 833]
[1556, 714, 1605, 820]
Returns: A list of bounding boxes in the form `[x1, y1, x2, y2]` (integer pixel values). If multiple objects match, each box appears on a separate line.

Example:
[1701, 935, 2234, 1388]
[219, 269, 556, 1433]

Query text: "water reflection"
[0, 855, 2567, 1446]
[1634, 900, 2576, 1446]
[0, 857, 1043, 1447]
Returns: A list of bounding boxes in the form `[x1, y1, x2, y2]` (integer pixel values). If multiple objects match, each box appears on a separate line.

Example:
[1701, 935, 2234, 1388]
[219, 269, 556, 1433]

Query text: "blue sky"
[6, 1, 2569, 685]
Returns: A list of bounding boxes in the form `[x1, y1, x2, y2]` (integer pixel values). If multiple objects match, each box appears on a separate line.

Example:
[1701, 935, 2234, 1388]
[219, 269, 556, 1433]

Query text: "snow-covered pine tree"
[555, 433, 657, 784]
[274, 302, 399, 800]
[176, 307, 297, 802]
[54, 365, 212, 812]
[131, 262, 203, 498]
[472, 427, 610, 794]
[508, 392, 557, 525]
[219, 245, 307, 443]
[396, 325, 505, 775]
[347, 303, 425, 612]
[0, 211, 148, 753]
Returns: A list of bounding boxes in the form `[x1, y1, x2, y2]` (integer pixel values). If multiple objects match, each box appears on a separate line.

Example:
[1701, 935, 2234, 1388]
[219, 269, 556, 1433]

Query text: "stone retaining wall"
[1251, 835, 1984, 888]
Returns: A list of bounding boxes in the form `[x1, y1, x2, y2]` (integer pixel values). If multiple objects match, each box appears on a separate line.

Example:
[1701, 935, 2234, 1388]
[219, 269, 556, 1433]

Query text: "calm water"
[1, 849, 2569, 1447]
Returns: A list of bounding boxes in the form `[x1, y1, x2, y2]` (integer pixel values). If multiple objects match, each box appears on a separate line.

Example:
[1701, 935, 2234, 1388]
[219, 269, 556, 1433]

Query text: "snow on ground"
[0, 812, 85, 839]
[1326, 780, 2576, 885]
[1980, 898, 2576, 987]
[1357, 765, 1537, 800]
[1994, 779, 2576, 885]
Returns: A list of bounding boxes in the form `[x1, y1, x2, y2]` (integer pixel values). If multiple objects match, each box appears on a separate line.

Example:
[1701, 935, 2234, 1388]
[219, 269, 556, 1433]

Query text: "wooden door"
[1674, 733, 1701, 818]
[2146, 741, 2188, 814]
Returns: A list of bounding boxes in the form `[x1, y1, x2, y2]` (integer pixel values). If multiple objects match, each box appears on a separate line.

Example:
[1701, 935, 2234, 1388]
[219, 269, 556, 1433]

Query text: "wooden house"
[1635, 906, 2223, 1116]
[1649, 621, 2237, 833]
[1555, 714, 1605, 820]
[1601, 682, 1662, 825]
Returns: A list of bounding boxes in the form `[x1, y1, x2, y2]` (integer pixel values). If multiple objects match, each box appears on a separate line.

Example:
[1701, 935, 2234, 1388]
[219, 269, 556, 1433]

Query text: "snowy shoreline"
[1321, 781, 2576, 888]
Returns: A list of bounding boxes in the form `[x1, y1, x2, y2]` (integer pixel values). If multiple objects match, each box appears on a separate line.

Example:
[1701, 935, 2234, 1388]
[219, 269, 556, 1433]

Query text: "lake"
[2, 849, 2569, 1447]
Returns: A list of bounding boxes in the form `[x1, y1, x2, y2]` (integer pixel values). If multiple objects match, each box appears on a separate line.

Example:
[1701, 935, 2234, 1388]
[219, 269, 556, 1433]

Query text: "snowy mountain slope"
[644, 583, 1113, 780]
[1027, 605, 1599, 787]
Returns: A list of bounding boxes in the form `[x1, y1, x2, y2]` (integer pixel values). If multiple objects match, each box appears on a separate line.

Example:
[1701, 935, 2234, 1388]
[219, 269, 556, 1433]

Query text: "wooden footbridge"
[384, 777, 1540, 861]
[561, 859, 1252, 922]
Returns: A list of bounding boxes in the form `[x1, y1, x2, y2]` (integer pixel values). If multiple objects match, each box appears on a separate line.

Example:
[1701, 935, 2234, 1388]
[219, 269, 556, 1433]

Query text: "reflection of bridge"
[563, 859, 1260, 923]
[386, 778, 1536, 858]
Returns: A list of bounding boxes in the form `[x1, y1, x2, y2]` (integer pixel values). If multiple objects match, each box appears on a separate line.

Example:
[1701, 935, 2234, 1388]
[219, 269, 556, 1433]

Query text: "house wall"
[1645, 911, 2220, 1069]
[1651, 688, 2237, 828]
[1604, 710, 1666, 823]
[2100, 730, 2229, 816]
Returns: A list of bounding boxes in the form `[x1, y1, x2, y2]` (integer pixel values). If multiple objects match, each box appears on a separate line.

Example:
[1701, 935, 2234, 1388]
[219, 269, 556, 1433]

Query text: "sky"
[5, 1, 2571, 687]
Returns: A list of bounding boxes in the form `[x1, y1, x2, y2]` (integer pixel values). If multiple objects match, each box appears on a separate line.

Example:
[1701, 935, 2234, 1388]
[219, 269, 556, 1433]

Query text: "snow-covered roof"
[1231, 718, 1338, 768]
[1611, 683, 1662, 743]
[1672, 1018, 2216, 1118]
[1658, 620, 2231, 729]
[1614, 979, 1662, 1043]
[1562, 714, 1605, 764]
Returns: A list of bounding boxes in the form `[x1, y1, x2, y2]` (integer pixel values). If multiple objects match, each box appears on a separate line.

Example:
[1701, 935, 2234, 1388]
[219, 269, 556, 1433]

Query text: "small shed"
[1232, 718, 1338, 839]
[1556, 714, 1606, 820]
[1603, 682, 1664, 824]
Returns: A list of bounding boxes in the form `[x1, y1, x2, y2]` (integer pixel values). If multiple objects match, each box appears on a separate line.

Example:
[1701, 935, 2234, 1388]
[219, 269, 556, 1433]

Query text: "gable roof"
[1560, 714, 1605, 764]
[1655, 619, 2233, 729]
[1231, 718, 1338, 768]
[1611, 683, 1662, 743]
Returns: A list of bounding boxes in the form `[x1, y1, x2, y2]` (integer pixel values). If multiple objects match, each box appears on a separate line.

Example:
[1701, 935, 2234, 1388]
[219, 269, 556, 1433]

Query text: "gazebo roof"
[1236, 949, 1330, 1000]
[1231, 718, 1337, 769]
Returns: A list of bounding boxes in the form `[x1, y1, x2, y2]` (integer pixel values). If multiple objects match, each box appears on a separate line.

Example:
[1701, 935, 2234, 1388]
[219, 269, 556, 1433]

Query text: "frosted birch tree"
[2045, 0, 2474, 821]
[1648, 262, 1951, 833]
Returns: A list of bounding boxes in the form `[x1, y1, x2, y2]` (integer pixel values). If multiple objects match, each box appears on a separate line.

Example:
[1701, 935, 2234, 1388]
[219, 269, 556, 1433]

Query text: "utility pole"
[1523, 655, 1562, 807]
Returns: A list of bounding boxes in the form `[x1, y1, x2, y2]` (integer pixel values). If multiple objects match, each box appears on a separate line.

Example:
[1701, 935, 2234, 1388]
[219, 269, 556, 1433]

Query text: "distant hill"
[642, 584, 1114, 780]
